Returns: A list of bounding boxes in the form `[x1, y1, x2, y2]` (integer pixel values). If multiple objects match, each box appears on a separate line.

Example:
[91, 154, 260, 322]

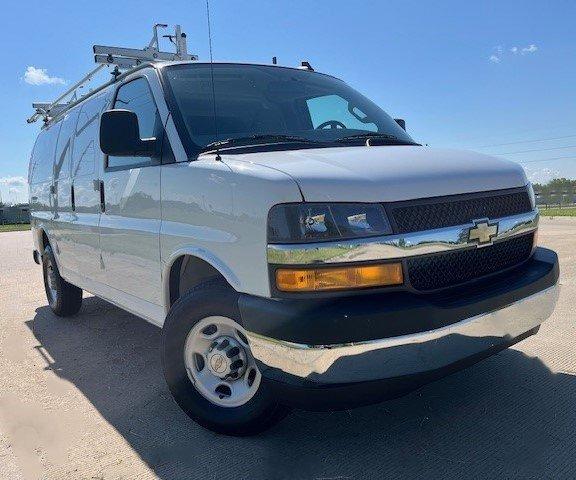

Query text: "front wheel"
[162, 280, 290, 436]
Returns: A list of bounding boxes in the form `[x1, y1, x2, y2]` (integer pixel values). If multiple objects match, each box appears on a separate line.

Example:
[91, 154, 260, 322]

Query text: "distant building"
[0, 204, 30, 224]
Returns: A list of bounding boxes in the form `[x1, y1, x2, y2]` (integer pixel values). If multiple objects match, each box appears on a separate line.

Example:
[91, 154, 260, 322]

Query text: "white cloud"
[8, 187, 20, 195]
[521, 44, 538, 55]
[23, 66, 66, 86]
[488, 44, 538, 63]
[0, 176, 27, 187]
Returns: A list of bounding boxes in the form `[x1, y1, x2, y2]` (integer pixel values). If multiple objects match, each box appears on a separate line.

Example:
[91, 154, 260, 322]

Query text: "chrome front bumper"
[267, 209, 538, 265]
[246, 284, 559, 385]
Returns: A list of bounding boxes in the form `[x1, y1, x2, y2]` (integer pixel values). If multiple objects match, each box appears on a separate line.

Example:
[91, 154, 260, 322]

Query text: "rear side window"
[107, 77, 163, 170]
[29, 125, 61, 184]
[73, 92, 111, 177]
[54, 110, 80, 181]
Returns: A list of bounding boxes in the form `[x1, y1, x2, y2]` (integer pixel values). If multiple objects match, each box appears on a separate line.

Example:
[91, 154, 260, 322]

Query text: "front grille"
[407, 233, 534, 291]
[389, 188, 532, 234]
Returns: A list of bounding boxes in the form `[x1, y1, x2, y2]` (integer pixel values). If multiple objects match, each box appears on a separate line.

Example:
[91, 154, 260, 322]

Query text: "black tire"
[42, 244, 83, 317]
[162, 279, 290, 436]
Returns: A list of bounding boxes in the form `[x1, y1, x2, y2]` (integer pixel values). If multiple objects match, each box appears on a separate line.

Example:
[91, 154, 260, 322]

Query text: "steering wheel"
[316, 120, 347, 130]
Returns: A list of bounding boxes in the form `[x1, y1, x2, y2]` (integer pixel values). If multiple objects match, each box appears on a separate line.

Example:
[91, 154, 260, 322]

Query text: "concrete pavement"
[0, 218, 574, 479]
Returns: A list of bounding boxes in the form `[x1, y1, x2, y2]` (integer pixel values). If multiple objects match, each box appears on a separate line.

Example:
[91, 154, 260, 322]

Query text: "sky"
[1, 0, 575, 204]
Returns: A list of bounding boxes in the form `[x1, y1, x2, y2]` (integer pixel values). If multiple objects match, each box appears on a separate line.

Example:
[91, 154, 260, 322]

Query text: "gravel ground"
[0, 217, 574, 480]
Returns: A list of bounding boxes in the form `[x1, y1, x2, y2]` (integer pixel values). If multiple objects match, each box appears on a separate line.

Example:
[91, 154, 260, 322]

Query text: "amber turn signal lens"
[276, 263, 403, 292]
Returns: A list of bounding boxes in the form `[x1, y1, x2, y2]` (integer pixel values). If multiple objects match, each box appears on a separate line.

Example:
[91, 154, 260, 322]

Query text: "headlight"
[527, 183, 537, 209]
[268, 203, 392, 243]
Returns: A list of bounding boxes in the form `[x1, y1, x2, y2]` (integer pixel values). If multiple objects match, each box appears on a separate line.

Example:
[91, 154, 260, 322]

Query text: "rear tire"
[42, 244, 83, 317]
[162, 279, 290, 436]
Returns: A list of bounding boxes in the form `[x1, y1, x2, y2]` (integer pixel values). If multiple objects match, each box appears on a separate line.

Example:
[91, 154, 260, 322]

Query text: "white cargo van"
[27, 33, 559, 435]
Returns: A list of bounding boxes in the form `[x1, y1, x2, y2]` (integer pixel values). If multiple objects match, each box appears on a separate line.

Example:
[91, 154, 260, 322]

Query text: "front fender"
[162, 246, 242, 315]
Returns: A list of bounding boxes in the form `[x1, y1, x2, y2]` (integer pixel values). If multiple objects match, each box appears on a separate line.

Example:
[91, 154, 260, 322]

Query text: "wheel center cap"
[209, 354, 227, 374]
[206, 336, 247, 380]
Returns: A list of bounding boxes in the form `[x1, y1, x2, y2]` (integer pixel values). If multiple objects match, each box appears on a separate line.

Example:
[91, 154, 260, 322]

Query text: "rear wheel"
[42, 244, 83, 317]
[162, 280, 290, 436]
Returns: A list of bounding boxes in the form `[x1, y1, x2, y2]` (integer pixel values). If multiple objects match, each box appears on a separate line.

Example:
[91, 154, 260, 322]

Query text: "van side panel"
[67, 90, 113, 280]
[29, 124, 61, 251]
[99, 168, 162, 304]
[98, 76, 163, 307]
[51, 110, 80, 272]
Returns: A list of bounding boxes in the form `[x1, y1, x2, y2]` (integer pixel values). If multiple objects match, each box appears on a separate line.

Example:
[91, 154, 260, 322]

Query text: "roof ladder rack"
[27, 23, 197, 125]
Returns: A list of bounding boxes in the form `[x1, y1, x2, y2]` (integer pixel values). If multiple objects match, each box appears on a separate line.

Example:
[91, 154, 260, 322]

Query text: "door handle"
[71, 184, 76, 212]
[99, 180, 105, 213]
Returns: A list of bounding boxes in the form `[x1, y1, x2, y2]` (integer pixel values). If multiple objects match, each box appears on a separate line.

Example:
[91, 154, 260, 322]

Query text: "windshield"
[162, 63, 416, 155]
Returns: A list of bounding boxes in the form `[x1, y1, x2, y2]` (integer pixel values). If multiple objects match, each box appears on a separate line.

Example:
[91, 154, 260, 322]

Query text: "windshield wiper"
[200, 134, 319, 152]
[335, 133, 419, 146]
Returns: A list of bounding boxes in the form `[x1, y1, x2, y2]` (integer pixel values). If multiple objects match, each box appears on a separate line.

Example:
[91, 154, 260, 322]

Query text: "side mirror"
[99, 109, 157, 156]
[394, 118, 406, 131]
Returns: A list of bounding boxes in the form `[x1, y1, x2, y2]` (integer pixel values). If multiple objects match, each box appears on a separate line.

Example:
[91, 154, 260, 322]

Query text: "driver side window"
[107, 77, 163, 169]
[306, 94, 377, 131]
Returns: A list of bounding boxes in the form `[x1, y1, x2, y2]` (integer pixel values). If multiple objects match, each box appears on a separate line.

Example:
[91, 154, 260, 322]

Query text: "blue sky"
[1, 0, 575, 204]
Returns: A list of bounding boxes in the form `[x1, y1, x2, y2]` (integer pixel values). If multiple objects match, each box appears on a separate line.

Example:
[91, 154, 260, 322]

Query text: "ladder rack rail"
[27, 64, 106, 124]
[27, 24, 196, 125]
[36, 64, 153, 127]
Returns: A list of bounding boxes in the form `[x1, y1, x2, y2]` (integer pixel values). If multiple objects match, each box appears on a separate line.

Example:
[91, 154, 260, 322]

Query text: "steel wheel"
[184, 316, 262, 408]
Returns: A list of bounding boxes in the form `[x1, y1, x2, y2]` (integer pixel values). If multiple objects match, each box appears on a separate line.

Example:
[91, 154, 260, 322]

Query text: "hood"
[224, 146, 528, 202]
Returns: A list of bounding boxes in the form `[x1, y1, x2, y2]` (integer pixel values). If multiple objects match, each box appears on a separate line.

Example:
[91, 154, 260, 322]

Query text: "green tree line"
[533, 178, 576, 205]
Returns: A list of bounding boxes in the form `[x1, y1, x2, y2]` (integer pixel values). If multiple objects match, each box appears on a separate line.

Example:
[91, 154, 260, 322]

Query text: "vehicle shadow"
[27, 297, 576, 480]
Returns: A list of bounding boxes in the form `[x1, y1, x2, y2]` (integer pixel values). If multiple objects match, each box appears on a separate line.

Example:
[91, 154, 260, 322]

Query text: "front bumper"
[240, 247, 559, 409]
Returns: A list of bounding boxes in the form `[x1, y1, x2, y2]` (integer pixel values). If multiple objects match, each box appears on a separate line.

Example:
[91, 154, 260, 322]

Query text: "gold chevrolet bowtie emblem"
[468, 220, 498, 246]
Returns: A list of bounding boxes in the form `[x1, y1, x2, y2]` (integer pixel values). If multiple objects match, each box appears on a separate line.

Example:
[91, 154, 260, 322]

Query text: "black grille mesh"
[407, 233, 534, 291]
[390, 190, 532, 234]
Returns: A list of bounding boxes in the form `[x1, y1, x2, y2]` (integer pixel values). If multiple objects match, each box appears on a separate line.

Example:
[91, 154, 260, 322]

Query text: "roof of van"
[153, 61, 340, 79]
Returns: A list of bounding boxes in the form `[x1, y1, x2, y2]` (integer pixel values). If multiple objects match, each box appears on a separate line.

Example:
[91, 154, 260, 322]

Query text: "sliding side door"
[67, 90, 113, 281]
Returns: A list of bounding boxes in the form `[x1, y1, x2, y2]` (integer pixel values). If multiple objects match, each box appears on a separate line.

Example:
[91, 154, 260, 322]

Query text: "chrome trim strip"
[267, 209, 539, 265]
[246, 284, 559, 382]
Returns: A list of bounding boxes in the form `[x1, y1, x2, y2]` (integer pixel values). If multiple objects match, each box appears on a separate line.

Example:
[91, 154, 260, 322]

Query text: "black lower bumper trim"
[239, 247, 559, 345]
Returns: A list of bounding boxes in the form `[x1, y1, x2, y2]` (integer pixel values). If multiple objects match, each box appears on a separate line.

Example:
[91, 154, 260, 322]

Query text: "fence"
[535, 191, 576, 209]
[0, 205, 30, 224]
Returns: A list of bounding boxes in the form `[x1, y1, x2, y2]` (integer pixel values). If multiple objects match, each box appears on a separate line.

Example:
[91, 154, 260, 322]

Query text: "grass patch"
[540, 207, 576, 217]
[0, 223, 31, 233]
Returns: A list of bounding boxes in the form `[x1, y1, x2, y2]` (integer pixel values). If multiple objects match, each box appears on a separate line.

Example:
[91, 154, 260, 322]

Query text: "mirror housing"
[394, 118, 406, 131]
[99, 109, 157, 156]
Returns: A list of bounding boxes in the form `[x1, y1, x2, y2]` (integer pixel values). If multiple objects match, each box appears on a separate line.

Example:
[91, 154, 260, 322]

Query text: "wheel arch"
[35, 226, 50, 253]
[163, 247, 241, 315]
[35, 226, 65, 272]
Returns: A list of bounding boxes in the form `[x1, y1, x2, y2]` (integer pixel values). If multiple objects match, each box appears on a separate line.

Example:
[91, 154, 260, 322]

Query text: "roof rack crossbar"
[27, 23, 196, 125]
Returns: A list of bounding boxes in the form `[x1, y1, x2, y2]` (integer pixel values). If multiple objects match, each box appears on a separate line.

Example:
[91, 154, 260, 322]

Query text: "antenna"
[206, 0, 221, 160]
